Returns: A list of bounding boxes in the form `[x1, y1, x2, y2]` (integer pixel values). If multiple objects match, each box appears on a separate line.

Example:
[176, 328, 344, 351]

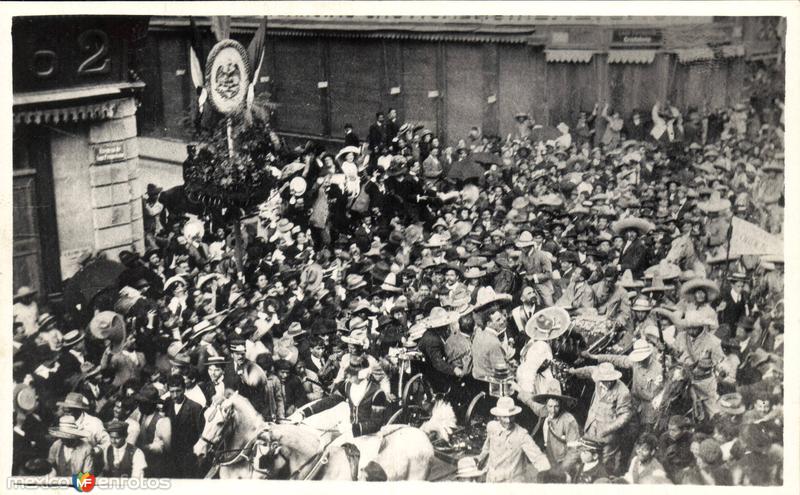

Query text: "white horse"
[194, 390, 455, 480]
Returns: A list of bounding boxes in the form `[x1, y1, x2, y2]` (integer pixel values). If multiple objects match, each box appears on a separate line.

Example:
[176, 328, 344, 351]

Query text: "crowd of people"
[12, 93, 784, 484]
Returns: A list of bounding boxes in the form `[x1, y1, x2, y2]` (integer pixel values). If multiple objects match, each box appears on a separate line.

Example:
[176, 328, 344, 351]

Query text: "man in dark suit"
[164, 374, 205, 478]
[344, 123, 360, 147]
[367, 112, 387, 158]
[385, 108, 399, 145]
[717, 274, 752, 329]
[223, 339, 269, 417]
[417, 322, 462, 394]
[618, 224, 651, 278]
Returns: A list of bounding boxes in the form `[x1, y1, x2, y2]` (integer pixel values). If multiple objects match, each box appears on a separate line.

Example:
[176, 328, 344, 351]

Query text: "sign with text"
[94, 144, 126, 164]
[708, 216, 782, 262]
[611, 29, 663, 47]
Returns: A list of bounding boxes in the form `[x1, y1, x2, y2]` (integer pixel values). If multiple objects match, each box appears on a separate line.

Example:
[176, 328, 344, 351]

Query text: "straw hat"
[628, 339, 653, 362]
[697, 192, 731, 213]
[680, 278, 720, 301]
[611, 217, 654, 235]
[631, 295, 654, 312]
[455, 457, 486, 479]
[13, 286, 37, 302]
[591, 362, 622, 382]
[642, 276, 674, 294]
[423, 233, 450, 248]
[284, 322, 307, 339]
[421, 307, 459, 329]
[644, 261, 681, 281]
[379, 273, 403, 294]
[62, 330, 85, 348]
[345, 274, 368, 291]
[341, 328, 370, 348]
[618, 269, 644, 289]
[514, 231, 535, 248]
[490, 396, 522, 416]
[679, 310, 717, 329]
[717, 393, 746, 415]
[525, 306, 571, 341]
[463, 267, 486, 279]
[450, 221, 473, 243]
[49, 415, 88, 440]
[473, 286, 512, 311]
[444, 286, 473, 313]
[14, 384, 38, 414]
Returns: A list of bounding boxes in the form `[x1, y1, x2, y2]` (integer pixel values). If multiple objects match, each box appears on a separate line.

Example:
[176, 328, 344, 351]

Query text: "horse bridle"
[200, 405, 239, 464]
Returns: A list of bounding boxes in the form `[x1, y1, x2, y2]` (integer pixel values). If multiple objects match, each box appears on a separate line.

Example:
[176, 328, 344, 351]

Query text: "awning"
[607, 50, 657, 64]
[14, 101, 118, 125]
[545, 50, 594, 63]
[720, 44, 745, 58]
[674, 47, 715, 63]
[13, 82, 145, 107]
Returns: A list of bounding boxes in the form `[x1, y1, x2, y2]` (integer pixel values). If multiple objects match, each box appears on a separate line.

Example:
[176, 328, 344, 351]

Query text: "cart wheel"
[386, 408, 405, 425]
[402, 373, 434, 426]
[465, 391, 486, 426]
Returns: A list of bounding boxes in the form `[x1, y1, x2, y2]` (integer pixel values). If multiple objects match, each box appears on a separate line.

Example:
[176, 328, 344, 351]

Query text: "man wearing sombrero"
[568, 362, 633, 475]
[583, 339, 665, 427]
[47, 415, 94, 476]
[473, 396, 550, 482]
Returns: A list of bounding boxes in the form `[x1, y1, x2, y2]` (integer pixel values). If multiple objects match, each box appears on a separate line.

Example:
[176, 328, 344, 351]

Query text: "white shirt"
[348, 379, 369, 406]
[310, 355, 323, 371]
[173, 401, 184, 416]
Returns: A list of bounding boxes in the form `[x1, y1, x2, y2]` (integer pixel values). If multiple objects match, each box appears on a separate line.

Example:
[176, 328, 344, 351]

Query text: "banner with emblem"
[709, 216, 782, 262]
[205, 39, 251, 115]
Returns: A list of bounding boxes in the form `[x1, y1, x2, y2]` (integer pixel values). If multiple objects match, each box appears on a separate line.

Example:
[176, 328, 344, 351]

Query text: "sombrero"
[421, 307, 459, 329]
[680, 278, 720, 301]
[643, 261, 681, 281]
[525, 306, 571, 341]
[473, 286, 512, 311]
[697, 192, 731, 213]
[48, 415, 88, 440]
[611, 217, 654, 235]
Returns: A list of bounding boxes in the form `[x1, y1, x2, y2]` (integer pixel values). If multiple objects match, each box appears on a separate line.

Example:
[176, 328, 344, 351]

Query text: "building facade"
[140, 16, 782, 149]
[12, 16, 150, 302]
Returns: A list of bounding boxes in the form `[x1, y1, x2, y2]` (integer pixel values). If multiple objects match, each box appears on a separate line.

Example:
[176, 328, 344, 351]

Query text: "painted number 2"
[31, 29, 111, 79]
[77, 29, 111, 75]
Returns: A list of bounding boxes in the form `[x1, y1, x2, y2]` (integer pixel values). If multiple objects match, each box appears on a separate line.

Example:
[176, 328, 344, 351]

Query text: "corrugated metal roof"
[675, 47, 715, 63]
[607, 49, 657, 64]
[545, 50, 594, 63]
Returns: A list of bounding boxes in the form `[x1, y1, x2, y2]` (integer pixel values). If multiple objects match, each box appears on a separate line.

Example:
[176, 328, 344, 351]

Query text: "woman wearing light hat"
[473, 396, 550, 482]
[583, 338, 665, 427]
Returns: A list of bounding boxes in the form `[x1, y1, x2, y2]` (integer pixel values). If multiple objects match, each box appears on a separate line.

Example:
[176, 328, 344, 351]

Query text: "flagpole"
[720, 213, 735, 287]
[227, 117, 245, 276]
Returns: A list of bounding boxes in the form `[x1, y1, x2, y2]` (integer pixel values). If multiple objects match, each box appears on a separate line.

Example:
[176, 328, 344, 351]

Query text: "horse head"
[194, 391, 237, 460]
[253, 423, 293, 478]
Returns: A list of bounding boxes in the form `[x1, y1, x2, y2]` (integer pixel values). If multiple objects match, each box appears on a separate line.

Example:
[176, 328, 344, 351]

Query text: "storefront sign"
[205, 39, 251, 115]
[94, 144, 126, 164]
[611, 29, 663, 47]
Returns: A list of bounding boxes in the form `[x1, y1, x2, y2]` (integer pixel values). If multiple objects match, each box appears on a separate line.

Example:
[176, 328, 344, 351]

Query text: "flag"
[188, 17, 208, 117]
[210, 16, 231, 42]
[247, 17, 267, 81]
